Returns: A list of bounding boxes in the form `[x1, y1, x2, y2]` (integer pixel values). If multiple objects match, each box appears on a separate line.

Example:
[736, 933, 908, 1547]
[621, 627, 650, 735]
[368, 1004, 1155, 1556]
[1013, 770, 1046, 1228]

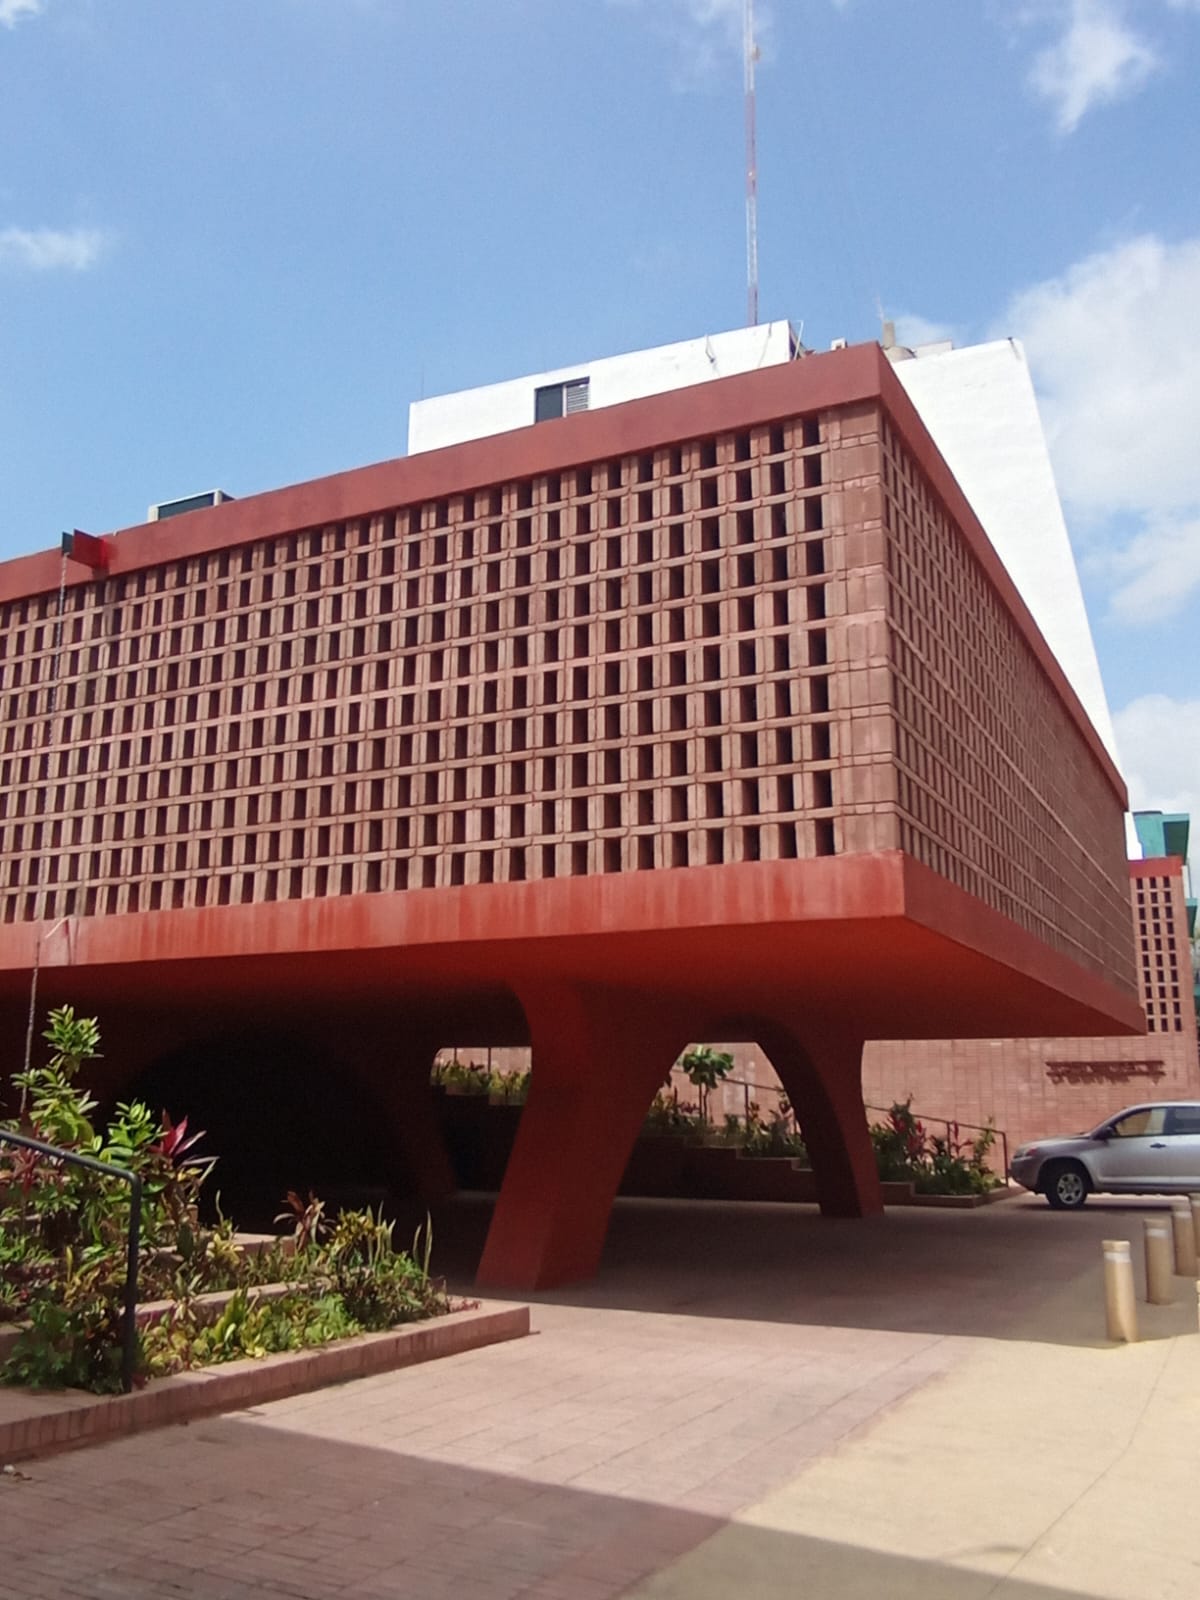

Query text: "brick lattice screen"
[0, 400, 1133, 993]
[1134, 870, 1189, 1035]
[879, 412, 1132, 985]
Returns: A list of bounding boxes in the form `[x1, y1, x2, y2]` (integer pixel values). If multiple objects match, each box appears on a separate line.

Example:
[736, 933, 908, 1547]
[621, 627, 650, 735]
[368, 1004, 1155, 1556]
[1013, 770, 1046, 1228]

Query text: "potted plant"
[677, 1047, 735, 1136]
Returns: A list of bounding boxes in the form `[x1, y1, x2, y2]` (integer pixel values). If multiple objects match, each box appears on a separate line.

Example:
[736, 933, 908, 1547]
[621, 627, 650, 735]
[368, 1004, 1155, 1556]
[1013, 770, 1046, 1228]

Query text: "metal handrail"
[672, 1075, 1010, 1176]
[864, 1104, 1009, 1179]
[0, 1128, 143, 1393]
[439, 1061, 1012, 1177]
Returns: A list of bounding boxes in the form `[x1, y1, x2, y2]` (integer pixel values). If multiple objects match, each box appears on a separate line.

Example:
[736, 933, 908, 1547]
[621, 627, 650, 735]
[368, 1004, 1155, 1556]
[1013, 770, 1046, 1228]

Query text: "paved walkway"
[2, 1194, 1198, 1599]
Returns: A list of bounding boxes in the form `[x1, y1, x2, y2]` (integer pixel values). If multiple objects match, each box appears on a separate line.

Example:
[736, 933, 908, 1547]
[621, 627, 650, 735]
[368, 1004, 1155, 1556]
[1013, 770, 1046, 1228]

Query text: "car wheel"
[1043, 1162, 1090, 1210]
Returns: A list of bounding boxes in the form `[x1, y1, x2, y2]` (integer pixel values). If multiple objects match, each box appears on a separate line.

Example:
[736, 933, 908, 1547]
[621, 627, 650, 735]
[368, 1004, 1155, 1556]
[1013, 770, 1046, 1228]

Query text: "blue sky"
[2, 0, 1198, 818]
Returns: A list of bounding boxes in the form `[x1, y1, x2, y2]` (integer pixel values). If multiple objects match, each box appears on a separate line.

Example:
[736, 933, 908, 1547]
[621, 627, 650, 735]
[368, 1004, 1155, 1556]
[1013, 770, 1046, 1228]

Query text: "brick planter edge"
[0, 1299, 529, 1465]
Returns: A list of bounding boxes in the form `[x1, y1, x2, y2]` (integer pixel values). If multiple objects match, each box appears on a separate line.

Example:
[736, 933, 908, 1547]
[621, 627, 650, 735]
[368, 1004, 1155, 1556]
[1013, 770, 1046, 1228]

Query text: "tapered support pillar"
[476, 984, 687, 1290]
[757, 1018, 883, 1219]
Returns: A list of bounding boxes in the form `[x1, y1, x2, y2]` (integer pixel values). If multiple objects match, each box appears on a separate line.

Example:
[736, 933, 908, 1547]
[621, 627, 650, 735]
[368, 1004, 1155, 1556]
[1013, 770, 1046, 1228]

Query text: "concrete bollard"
[1103, 1239, 1139, 1343]
[1143, 1216, 1175, 1305]
[1190, 1194, 1200, 1258]
[1170, 1202, 1198, 1277]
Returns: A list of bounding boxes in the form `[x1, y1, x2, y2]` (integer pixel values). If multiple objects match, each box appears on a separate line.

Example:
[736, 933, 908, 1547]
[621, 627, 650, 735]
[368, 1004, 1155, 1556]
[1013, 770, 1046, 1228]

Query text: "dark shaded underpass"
[125, 1036, 410, 1229]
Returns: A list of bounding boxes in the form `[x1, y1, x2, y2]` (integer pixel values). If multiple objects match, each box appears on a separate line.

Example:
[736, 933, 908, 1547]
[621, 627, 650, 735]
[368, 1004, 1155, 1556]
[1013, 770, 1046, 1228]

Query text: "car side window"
[1166, 1107, 1200, 1136]
[1109, 1108, 1167, 1138]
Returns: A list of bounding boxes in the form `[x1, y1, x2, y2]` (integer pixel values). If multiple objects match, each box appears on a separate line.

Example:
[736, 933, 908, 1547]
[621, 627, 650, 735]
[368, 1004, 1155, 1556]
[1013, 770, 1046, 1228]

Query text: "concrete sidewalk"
[1, 1194, 1198, 1599]
[629, 1281, 1200, 1598]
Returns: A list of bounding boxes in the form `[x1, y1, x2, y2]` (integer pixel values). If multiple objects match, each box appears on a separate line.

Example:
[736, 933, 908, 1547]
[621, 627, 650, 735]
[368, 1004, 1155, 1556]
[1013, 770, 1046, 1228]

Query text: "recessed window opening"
[534, 377, 590, 422]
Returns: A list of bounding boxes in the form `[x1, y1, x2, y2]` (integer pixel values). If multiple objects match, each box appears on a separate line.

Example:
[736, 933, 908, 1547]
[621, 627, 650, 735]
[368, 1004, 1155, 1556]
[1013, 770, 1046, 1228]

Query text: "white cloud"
[1113, 695, 1200, 820]
[1028, 0, 1158, 132]
[1005, 233, 1200, 516]
[0, 225, 108, 271]
[678, 0, 740, 25]
[889, 312, 956, 350]
[999, 232, 1200, 820]
[611, 0, 747, 44]
[1002, 233, 1200, 624]
[612, 0, 773, 85]
[0, 0, 43, 25]
[1102, 515, 1200, 625]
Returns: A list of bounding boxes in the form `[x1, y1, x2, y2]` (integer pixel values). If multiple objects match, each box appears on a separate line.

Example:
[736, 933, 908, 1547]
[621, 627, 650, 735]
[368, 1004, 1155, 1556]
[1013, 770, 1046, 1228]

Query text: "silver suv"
[1010, 1102, 1200, 1209]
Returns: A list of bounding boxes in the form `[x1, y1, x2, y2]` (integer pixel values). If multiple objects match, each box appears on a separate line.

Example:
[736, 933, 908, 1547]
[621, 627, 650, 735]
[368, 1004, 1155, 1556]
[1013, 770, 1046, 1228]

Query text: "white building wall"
[407, 323, 796, 456]
[889, 338, 1120, 768]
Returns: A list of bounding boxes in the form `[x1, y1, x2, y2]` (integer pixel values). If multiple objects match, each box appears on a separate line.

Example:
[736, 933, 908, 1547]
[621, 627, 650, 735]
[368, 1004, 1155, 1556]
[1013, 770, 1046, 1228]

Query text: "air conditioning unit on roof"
[148, 489, 234, 523]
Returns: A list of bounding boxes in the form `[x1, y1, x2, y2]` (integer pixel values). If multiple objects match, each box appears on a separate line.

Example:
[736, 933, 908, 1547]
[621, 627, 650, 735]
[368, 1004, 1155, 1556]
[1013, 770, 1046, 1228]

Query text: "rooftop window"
[535, 377, 590, 423]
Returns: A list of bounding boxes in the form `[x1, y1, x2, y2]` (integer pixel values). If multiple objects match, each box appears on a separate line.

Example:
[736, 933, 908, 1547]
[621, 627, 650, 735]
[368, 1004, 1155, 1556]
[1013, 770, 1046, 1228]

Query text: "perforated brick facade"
[0, 372, 1133, 1004]
[1132, 863, 1193, 1037]
[0, 418, 845, 922]
[880, 412, 1132, 982]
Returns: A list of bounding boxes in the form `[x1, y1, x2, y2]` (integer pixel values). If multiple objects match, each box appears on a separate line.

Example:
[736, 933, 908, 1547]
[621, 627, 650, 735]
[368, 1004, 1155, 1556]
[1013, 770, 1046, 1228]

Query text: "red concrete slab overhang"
[0, 854, 1145, 1044]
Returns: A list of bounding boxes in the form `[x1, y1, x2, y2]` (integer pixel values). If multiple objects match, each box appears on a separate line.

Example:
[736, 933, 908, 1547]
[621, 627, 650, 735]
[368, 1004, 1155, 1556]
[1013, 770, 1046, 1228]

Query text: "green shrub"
[5, 1252, 129, 1394]
[869, 1099, 1001, 1194]
[643, 1089, 703, 1138]
[323, 1208, 448, 1331]
[3, 1008, 454, 1394]
[430, 1058, 490, 1094]
[738, 1101, 808, 1162]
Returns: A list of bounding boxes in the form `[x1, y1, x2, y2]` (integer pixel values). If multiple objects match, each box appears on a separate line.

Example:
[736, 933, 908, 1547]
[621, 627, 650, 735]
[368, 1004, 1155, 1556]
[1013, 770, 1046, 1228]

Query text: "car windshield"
[1093, 1108, 1167, 1139]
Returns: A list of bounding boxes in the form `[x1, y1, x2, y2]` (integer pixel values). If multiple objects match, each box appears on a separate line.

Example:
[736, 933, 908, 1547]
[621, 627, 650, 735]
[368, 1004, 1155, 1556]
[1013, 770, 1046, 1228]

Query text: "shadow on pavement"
[415, 1190, 1195, 1348]
[1, 1409, 1156, 1600]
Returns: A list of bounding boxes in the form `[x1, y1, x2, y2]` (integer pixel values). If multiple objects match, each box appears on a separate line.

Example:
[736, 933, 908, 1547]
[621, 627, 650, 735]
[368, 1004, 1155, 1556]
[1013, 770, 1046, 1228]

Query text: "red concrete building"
[0, 343, 1142, 1286]
[677, 852, 1197, 1159]
[861, 854, 1199, 1150]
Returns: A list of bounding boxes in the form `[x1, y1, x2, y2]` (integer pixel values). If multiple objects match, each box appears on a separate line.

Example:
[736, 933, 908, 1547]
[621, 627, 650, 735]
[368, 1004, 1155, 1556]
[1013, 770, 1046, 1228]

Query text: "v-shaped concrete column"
[476, 983, 690, 1290]
[754, 1017, 883, 1219]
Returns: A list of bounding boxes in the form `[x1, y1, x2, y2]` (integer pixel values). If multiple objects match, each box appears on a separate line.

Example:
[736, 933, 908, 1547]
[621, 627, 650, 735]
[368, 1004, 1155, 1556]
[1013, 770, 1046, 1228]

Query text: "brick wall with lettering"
[862, 857, 1198, 1150]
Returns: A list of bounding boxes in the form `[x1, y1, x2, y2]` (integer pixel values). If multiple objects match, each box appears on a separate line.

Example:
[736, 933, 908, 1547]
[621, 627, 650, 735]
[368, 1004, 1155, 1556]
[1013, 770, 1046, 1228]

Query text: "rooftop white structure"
[408, 321, 1124, 798]
[407, 323, 799, 457]
[886, 335, 1118, 766]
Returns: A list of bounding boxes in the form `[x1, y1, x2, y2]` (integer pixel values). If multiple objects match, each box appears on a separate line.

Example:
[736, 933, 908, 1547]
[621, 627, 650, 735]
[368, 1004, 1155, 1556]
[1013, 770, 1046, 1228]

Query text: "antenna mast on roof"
[744, 0, 760, 326]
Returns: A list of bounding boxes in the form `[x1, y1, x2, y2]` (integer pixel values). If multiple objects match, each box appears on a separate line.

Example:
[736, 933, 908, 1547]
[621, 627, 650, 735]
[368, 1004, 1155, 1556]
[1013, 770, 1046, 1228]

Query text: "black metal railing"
[0, 1128, 143, 1393]
[864, 1104, 1009, 1179]
[432, 1057, 1012, 1178]
[670, 1076, 1010, 1176]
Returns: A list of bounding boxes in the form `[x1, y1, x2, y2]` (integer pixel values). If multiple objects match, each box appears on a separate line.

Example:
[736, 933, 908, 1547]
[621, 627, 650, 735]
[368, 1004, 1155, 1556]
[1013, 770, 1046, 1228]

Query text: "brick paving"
[1, 1195, 1191, 1599]
[0, 1304, 956, 1598]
